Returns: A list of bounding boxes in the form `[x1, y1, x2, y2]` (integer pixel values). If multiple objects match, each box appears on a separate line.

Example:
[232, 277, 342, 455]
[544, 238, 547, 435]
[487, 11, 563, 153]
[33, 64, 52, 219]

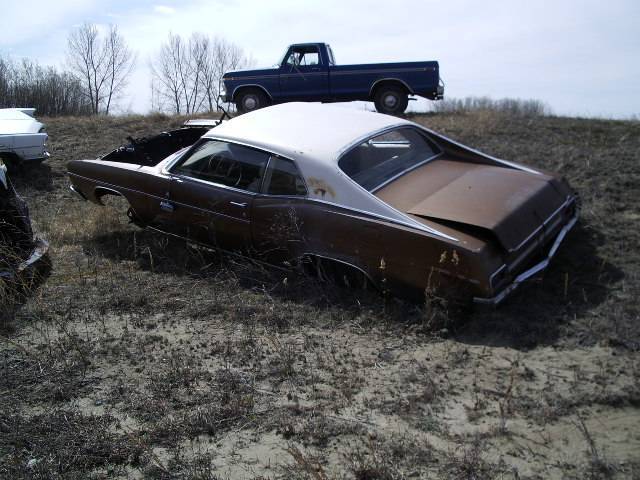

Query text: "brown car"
[68, 103, 577, 304]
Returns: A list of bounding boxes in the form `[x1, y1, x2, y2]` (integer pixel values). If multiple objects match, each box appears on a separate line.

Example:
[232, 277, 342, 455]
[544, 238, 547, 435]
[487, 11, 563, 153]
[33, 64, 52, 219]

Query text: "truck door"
[279, 45, 329, 100]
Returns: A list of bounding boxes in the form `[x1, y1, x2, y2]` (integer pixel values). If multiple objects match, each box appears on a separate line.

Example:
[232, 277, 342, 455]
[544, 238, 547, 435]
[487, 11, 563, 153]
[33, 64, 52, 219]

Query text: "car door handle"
[230, 201, 248, 208]
[160, 200, 174, 212]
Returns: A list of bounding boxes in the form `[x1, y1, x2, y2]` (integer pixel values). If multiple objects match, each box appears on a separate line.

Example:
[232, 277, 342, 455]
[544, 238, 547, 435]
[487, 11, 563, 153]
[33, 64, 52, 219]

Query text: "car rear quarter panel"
[68, 160, 168, 225]
[281, 199, 499, 298]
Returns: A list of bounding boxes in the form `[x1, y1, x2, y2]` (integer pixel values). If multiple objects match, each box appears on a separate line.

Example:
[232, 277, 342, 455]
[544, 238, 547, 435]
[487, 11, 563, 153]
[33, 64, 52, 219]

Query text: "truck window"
[284, 46, 320, 67]
[338, 128, 441, 192]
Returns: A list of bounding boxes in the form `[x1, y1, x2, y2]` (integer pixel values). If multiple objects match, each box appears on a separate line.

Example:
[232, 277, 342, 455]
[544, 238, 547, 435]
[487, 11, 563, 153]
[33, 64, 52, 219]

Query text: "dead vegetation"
[1, 110, 639, 479]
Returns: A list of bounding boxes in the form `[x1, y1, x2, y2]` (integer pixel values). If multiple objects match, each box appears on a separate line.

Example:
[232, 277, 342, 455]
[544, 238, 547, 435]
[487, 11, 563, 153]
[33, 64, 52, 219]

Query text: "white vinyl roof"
[205, 102, 411, 164]
[201, 103, 457, 239]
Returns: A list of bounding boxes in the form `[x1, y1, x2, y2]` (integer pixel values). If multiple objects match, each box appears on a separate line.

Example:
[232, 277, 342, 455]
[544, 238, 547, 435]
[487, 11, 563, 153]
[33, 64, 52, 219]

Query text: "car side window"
[171, 139, 269, 193]
[263, 157, 307, 196]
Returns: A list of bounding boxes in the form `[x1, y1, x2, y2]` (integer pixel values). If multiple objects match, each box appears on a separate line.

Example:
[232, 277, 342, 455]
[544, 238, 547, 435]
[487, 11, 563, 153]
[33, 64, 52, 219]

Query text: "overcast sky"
[1, 0, 638, 118]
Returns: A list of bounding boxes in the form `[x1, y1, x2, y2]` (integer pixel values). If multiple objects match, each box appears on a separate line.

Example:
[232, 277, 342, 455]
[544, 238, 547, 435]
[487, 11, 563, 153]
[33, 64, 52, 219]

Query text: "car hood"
[377, 159, 570, 252]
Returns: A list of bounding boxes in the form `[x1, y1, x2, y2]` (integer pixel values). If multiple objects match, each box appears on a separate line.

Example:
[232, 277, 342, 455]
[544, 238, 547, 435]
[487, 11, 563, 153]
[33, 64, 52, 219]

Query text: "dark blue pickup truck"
[221, 43, 444, 115]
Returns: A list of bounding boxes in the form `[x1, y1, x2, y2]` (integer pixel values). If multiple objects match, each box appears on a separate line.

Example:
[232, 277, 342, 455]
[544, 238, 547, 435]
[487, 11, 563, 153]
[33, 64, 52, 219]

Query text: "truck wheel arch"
[369, 78, 413, 99]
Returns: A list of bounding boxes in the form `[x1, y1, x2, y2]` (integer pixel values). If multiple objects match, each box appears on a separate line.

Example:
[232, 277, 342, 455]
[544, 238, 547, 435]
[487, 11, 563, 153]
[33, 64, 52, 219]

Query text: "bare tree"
[67, 23, 135, 114]
[151, 32, 252, 114]
[200, 37, 252, 112]
[150, 33, 186, 114]
[104, 26, 136, 114]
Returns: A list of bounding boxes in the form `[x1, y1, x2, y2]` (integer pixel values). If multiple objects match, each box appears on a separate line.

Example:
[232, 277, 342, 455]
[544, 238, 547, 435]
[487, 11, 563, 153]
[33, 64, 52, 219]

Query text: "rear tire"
[235, 88, 270, 114]
[373, 85, 408, 115]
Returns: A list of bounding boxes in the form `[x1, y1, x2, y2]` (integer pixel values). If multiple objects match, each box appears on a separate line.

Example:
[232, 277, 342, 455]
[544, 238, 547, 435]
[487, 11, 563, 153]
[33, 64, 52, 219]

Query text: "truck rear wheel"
[236, 88, 270, 114]
[374, 85, 408, 115]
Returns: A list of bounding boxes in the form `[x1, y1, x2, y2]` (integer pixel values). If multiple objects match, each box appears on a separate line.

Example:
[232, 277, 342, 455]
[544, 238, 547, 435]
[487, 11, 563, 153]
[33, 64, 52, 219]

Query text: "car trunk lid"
[376, 159, 567, 252]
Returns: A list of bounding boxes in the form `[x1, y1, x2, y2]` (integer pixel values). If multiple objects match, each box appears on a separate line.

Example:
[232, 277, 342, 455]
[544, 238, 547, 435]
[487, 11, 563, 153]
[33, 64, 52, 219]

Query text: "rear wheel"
[373, 85, 408, 115]
[235, 88, 270, 114]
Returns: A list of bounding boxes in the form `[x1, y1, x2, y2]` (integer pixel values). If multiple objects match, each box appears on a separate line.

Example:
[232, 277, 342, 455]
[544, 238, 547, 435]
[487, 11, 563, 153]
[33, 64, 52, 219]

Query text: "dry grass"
[1, 110, 639, 479]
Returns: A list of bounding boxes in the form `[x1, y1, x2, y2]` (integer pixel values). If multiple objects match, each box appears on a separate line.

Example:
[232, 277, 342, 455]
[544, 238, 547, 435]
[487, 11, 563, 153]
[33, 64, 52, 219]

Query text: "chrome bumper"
[0, 238, 49, 281]
[473, 214, 578, 306]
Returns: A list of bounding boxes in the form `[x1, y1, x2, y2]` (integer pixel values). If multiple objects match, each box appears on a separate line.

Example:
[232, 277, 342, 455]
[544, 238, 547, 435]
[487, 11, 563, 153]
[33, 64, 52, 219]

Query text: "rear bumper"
[473, 212, 577, 306]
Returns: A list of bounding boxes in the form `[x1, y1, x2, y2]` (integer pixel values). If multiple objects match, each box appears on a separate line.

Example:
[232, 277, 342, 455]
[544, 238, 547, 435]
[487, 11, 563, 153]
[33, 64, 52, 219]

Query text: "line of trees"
[0, 56, 92, 116]
[151, 33, 253, 114]
[1, 24, 251, 116]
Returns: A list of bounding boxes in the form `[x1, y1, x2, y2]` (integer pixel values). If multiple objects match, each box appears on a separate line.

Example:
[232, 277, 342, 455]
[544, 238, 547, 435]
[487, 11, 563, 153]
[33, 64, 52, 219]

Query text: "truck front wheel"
[373, 85, 408, 115]
[236, 89, 270, 114]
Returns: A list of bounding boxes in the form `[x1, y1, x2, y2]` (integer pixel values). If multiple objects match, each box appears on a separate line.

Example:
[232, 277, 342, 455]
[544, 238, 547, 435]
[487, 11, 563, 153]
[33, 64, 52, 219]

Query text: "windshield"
[338, 128, 441, 192]
[278, 47, 290, 66]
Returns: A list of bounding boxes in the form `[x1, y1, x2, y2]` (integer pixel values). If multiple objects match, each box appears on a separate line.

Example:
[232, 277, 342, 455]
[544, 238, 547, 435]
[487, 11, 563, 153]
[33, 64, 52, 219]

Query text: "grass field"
[1, 110, 639, 479]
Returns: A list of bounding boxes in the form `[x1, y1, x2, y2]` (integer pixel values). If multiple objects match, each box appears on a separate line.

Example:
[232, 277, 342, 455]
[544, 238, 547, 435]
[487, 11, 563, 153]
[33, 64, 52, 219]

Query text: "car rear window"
[338, 128, 440, 192]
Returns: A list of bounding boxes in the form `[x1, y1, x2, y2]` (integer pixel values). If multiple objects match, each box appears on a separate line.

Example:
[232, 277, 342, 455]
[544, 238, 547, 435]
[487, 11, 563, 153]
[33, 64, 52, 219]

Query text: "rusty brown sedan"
[67, 103, 577, 304]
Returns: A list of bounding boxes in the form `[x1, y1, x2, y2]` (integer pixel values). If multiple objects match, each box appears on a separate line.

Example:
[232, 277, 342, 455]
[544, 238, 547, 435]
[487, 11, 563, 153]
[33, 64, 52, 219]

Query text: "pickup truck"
[221, 43, 444, 115]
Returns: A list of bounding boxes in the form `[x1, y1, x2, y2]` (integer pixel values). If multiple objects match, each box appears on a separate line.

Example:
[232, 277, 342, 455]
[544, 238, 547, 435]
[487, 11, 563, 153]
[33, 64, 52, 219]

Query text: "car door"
[162, 139, 270, 252]
[279, 46, 329, 100]
[251, 156, 309, 265]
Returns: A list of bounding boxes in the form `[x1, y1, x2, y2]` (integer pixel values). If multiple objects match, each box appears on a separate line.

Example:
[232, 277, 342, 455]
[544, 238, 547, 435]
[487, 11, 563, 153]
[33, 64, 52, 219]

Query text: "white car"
[0, 108, 50, 166]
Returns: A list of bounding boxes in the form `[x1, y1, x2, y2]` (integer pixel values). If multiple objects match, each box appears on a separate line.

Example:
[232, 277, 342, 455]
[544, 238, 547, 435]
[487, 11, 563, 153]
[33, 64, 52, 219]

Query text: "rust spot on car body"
[307, 177, 336, 198]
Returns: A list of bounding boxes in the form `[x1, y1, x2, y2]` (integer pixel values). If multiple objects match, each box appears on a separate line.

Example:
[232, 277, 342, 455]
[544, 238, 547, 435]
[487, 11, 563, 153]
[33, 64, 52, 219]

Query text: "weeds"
[1, 111, 637, 478]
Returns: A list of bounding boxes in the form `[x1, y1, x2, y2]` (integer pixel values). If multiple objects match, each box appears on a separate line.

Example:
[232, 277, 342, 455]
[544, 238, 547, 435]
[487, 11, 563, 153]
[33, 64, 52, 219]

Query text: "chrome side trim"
[225, 74, 279, 81]
[70, 172, 251, 224]
[307, 197, 457, 241]
[416, 125, 541, 175]
[300, 252, 377, 288]
[280, 71, 329, 78]
[474, 214, 578, 306]
[489, 264, 507, 289]
[224, 66, 432, 82]
[370, 152, 443, 193]
[509, 196, 575, 253]
[331, 67, 432, 76]
[69, 172, 164, 203]
[69, 184, 86, 201]
[369, 78, 415, 96]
